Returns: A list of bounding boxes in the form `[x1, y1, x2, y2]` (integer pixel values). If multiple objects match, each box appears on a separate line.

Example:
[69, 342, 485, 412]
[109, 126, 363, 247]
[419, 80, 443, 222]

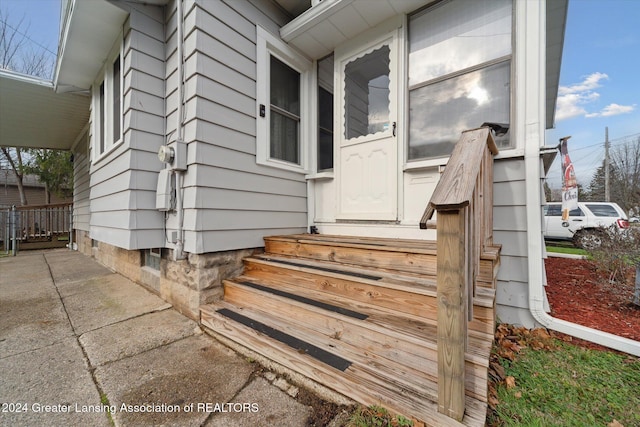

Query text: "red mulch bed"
[544, 257, 640, 345]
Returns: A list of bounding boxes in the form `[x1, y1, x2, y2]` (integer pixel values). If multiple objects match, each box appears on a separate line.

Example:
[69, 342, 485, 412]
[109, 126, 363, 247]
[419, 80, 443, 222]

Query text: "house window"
[407, 0, 512, 161]
[93, 43, 123, 160]
[112, 55, 121, 143]
[256, 27, 312, 173]
[270, 56, 301, 164]
[317, 54, 334, 171]
[99, 82, 105, 155]
[144, 248, 161, 270]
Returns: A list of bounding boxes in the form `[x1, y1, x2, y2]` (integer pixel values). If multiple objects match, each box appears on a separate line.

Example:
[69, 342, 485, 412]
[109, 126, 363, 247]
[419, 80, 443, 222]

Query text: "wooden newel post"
[436, 208, 467, 421]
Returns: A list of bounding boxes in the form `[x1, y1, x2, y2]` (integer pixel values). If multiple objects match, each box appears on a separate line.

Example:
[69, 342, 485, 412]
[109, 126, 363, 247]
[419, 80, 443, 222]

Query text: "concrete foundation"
[75, 229, 261, 320]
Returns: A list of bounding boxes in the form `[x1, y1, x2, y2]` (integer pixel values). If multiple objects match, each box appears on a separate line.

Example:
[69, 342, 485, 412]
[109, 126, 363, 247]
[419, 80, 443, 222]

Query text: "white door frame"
[334, 21, 402, 221]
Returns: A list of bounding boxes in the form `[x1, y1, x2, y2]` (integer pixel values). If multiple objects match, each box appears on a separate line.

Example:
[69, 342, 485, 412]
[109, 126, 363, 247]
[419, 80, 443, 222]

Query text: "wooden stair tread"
[224, 278, 492, 369]
[249, 254, 437, 294]
[244, 256, 495, 340]
[247, 254, 495, 309]
[198, 232, 499, 426]
[265, 235, 439, 276]
[201, 302, 487, 427]
[267, 233, 439, 254]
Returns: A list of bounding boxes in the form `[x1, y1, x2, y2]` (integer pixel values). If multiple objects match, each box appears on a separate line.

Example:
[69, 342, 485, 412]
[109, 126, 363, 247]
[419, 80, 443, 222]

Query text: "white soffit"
[280, 0, 429, 59]
[546, 0, 568, 129]
[0, 69, 90, 150]
[55, 0, 128, 92]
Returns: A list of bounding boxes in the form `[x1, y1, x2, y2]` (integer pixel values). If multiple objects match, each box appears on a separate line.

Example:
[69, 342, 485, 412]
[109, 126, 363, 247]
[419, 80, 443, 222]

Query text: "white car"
[543, 202, 630, 249]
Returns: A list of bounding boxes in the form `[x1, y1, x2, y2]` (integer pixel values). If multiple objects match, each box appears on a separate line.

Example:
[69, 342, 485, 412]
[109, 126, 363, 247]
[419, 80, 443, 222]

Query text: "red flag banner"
[559, 136, 578, 220]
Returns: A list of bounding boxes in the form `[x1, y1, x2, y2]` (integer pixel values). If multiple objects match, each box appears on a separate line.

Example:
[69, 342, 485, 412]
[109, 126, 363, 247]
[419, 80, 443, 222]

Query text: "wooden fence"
[1, 203, 73, 253]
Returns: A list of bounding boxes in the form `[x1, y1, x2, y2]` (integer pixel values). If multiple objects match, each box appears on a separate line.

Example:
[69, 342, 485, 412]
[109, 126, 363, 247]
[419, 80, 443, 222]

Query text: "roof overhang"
[54, 0, 129, 93]
[0, 69, 90, 150]
[546, 0, 568, 130]
[280, 0, 429, 59]
[283, 0, 568, 130]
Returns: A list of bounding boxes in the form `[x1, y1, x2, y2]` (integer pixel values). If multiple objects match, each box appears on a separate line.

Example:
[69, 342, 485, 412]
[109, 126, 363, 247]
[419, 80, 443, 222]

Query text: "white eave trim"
[54, 0, 128, 93]
[281, 0, 354, 41]
[280, 0, 428, 59]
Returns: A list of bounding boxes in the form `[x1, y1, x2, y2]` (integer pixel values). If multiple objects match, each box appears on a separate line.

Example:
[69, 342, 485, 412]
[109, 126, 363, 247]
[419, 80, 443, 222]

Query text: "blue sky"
[2, 0, 639, 190]
[0, 0, 59, 63]
[545, 0, 640, 189]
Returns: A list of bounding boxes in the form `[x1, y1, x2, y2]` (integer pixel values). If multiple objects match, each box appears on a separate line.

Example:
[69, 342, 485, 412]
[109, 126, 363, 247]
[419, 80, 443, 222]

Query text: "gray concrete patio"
[0, 249, 341, 426]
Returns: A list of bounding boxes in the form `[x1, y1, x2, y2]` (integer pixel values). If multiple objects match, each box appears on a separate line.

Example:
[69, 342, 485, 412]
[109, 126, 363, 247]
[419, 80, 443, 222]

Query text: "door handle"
[392, 121, 396, 137]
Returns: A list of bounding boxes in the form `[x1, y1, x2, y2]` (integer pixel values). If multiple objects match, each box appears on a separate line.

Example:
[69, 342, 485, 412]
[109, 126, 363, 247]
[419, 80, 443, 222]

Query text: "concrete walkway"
[0, 249, 340, 427]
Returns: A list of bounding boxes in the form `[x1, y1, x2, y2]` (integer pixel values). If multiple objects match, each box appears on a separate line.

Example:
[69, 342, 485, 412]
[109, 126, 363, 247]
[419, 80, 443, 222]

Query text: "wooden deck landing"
[200, 234, 500, 426]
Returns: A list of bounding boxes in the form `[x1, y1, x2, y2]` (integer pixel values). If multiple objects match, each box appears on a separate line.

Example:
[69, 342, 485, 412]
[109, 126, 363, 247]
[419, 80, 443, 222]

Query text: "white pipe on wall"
[173, 0, 185, 261]
[522, 0, 639, 357]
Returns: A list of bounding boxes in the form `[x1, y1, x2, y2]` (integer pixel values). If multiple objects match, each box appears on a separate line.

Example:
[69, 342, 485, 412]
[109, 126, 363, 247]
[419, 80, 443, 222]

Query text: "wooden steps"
[200, 234, 499, 426]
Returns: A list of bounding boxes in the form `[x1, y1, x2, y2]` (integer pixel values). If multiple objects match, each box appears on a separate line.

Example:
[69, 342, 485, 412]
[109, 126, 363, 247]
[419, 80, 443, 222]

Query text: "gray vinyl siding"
[166, 0, 307, 254]
[89, 4, 165, 250]
[72, 132, 90, 231]
[493, 156, 540, 327]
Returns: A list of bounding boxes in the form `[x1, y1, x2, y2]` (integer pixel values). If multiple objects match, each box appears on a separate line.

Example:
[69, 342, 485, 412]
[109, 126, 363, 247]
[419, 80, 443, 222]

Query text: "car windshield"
[585, 204, 619, 217]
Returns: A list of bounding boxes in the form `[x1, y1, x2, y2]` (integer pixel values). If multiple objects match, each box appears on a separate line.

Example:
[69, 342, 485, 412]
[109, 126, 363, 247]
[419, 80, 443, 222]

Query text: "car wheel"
[573, 229, 603, 250]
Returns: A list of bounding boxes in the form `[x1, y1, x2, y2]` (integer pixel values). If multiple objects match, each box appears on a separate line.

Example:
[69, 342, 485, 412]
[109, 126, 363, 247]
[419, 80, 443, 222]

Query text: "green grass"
[545, 245, 588, 256]
[347, 405, 414, 427]
[493, 342, 640, 427]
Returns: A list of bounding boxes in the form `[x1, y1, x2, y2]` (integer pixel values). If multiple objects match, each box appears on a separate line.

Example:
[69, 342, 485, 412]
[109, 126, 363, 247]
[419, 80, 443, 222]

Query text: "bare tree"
[0, 8, 53, 78]
[609, 136, 640, 214]
[1, 7, 56, 205]
[0, 147, 29, 205]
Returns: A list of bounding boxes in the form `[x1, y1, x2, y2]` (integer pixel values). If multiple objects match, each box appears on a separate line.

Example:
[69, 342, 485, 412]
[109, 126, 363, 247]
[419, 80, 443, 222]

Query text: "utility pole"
[604, 127, 610, 202]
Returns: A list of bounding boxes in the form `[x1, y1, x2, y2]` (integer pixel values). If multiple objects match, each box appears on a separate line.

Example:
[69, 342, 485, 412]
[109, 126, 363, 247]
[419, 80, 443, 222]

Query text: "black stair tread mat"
[259, 257, 382, 281]
[237, 280, 368, 320]
[216, 307, 352, 371]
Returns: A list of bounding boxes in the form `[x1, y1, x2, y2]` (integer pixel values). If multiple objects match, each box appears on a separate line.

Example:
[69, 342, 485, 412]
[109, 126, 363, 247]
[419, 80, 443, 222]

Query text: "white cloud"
[555, 92, 599, 121]
[555, 72, 634, 121]
[558, 72, 608, 95]
[585, 103, 636, 118]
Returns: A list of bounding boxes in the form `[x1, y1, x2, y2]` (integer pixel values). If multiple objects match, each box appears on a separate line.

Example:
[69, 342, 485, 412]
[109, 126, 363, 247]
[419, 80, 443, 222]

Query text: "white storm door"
[336, 34, 399, 220]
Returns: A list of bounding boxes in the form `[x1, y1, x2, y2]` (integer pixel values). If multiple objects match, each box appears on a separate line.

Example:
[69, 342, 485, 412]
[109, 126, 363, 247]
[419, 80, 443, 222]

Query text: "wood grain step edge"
[242, 258, 495, 339]
[223, 278, 492, 370]
[266, 234, 439, 253]
[209, 299, 489, 403]
[200, 303, 486, 427]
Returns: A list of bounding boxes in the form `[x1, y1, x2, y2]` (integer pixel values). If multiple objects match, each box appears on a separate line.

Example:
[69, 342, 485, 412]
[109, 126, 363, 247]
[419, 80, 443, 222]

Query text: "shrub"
[587, 225, 640, 305]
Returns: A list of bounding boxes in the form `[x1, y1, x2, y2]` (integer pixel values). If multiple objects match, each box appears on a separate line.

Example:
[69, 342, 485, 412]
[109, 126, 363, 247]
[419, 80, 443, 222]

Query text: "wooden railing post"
[420, 127, 500, 422]
[436, 208, 467, 421]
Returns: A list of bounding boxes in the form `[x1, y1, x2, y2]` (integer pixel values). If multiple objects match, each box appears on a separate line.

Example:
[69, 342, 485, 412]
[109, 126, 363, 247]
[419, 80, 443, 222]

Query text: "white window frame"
[92, 36, 123, 163]
[256, 26, 312, 173]
[405, 0, 513, 166]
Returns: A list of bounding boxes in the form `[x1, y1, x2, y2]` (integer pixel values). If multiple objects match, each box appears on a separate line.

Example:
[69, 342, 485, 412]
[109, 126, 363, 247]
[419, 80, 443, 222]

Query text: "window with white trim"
[256, 27, 312, 172]
[93, 39, 123, 160]
[407, 0, 512, 161]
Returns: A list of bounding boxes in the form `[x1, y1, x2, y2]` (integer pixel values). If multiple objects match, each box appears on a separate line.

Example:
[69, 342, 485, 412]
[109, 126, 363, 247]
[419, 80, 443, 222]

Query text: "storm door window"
[408, 0, 512, 161]
[344, 45, 390, 139]
[270, 56, 301, 164]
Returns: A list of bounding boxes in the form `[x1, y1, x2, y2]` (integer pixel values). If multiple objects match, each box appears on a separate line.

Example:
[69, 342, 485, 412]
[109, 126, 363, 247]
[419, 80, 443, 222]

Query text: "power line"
[0, 18, 58, 57]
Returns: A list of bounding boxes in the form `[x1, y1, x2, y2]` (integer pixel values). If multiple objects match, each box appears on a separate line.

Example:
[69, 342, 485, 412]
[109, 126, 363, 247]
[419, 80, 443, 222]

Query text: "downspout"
[524, 1, 639, 357]
[173, 0, 185, 260]
[526, 150, 640, 357]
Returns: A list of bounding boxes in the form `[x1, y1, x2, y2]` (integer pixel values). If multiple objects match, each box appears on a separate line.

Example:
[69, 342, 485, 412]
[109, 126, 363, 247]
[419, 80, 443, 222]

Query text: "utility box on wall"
[156, 169, 173, 211]
[158, 140, 187, 171]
